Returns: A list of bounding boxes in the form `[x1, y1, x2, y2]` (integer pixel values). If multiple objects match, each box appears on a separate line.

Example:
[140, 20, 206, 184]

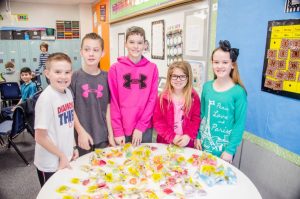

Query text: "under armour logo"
[81, 84, 103, 98]
[123, 73, 147, 89]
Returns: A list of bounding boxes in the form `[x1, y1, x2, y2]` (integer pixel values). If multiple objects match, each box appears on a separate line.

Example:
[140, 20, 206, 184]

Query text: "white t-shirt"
[34, 86, 74, 172]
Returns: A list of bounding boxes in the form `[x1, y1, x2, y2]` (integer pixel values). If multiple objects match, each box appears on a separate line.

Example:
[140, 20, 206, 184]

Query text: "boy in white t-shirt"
[34, 52, 78, 186]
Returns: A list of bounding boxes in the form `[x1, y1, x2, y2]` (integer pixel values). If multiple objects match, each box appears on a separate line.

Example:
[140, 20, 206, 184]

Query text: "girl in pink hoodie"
[108, 26, 158, 146]
[153, 61, 201, 148]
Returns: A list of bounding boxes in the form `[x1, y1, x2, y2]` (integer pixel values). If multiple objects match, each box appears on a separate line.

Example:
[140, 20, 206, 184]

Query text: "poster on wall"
[118, 33, 125, 57]
[151, 20, 165, 60]
[188, 60, 206, 95]
[183, 9, 208, 61]
[285, 0, 300, 12]
[261, 19, 300, 100]
[110, 0, 173, 21]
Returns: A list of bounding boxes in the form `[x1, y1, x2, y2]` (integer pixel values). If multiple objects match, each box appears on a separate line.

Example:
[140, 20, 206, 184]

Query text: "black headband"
[219, 40, 239, 62]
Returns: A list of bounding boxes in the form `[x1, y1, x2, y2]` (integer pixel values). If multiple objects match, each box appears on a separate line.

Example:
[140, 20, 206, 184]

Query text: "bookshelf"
[56, 20, 80, 39]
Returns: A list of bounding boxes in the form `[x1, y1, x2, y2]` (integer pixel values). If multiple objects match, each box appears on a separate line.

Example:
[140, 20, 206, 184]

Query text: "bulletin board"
[109, 0, 198, 23]
[261, 19, 300, 100]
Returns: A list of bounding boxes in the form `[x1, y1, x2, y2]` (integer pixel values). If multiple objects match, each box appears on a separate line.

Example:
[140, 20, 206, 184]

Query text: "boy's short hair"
[126, 26, 146, 42]
[5, 61, 15, 69]
[40, 42, 49, 51]
[45, 52, 72, 70]
[81, 32, 104, 50]
[20, 67, 32, 74]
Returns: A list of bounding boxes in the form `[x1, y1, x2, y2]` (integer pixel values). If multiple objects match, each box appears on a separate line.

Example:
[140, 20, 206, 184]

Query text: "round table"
[37, 143, 261, 199]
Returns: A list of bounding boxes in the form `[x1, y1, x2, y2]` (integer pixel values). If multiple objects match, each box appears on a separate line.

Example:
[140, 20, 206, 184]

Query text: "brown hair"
[211, 48, 247, 92]
[45, 52, 72, 70]
[160, 61, 193, 115]
[126, 26, 146, 42]
[81, 32, 104, 50]
[4, 61, 15, 69]
[40, 42, 49, 51]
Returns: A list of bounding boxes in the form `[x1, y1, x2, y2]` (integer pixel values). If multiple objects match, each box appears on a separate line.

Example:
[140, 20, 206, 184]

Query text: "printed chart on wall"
[261, 19, 300, 99]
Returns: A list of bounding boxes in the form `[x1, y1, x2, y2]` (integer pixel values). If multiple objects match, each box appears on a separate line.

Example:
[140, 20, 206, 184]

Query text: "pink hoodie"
[108, 56, 159, 137]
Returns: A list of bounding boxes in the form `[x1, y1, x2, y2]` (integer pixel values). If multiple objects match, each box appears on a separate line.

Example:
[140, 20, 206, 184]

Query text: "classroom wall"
[216, 1, 300, 199]
[216, 0, 300, 156]
[92, 0, 111, 71]
[109, 1, 209, 78]
[0, 1, 92, 38]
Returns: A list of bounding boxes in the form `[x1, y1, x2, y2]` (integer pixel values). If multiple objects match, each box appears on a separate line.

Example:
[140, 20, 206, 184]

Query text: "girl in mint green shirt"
[195, 40, 247, 163]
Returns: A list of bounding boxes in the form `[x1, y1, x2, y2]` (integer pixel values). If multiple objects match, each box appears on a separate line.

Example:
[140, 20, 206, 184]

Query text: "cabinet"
[0, 39, 81, 73]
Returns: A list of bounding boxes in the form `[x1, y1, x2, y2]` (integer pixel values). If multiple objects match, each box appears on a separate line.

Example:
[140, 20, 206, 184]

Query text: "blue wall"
[216, 0, 300, 155]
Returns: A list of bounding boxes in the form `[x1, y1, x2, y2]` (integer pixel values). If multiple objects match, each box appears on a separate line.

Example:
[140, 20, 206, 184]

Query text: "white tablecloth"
[37, 143, 261, 199]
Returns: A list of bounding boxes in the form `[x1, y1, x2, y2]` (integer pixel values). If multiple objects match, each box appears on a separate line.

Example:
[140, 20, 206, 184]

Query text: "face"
[41, 46, 47, 53]
[81, 38, 103, 68]
[212, 49, 233, 79]
[20, 72, 32, 83]
[45, 60, 72, 93]
[170, 68, 188, 92]
[125, 34, 145, 61]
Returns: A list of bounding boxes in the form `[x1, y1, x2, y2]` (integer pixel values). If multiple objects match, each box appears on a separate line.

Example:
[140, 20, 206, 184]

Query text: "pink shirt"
[173, 99, 184, 135]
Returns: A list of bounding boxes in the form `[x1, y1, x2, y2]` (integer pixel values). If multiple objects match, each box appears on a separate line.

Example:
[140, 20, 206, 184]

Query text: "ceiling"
[9, 0, 97, 5]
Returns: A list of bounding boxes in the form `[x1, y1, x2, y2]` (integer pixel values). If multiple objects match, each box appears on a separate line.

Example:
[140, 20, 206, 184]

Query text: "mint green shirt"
[197, 80, 247, 157]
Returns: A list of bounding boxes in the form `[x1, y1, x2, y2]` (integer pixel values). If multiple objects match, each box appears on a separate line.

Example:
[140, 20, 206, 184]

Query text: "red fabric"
[153, 90, 201, 147]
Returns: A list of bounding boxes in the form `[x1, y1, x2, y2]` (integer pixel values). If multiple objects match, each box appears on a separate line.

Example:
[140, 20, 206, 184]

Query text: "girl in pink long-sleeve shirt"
[153, 61, 201, 148]
[108, 26, 158, 146]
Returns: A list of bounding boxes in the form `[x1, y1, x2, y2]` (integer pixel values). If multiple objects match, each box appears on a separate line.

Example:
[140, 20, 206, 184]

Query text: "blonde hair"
[45, 52, 72, 70]
[160, 61, 193, 115]
[211, 48, 247, 92]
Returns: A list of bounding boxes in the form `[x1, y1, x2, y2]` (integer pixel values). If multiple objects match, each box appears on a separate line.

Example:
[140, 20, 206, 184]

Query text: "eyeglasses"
[171, 74, 187, 81]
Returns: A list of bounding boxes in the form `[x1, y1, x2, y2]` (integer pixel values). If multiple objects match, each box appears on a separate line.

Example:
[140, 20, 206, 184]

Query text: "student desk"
[37, 143, 261, 199]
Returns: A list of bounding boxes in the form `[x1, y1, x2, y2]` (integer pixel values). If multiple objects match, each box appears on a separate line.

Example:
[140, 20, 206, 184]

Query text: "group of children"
[33, 26, 247, 186]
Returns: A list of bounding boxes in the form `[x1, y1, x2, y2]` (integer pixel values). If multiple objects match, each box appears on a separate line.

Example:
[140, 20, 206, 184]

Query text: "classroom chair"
[0, 106, 34, 166]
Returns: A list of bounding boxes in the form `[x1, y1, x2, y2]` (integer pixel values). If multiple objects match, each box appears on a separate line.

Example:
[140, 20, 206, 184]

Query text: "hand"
[132, 129, 143, 147]
[72, 148, 79, 161]
[115, 136, 125, 146]
[11, 106, 16, 112]
[78, 130, 94, 150]
[172, 135, 181, 145]
[194, 139, 202, 150]
[108, 135, 116, 147]
[221, 151, 233, 164]
[58, 154, 71, 170]
[176, 134, 191, 147]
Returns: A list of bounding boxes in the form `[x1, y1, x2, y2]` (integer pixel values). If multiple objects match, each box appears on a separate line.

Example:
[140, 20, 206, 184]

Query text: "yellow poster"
[262, 19, 300, 99]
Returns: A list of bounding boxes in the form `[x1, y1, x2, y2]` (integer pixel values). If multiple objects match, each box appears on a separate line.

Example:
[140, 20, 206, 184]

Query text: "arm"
[197, 87, 206, 140]
[35, 129, 71, 170]
[72, 137, 79, 160]
[28, 83, 37, 98]
[74, 111, 94, 150]
[108, 65, 124, 137]
[224, 90, 247, 155]
[153, 96, 176, 144]
[106, 104, 116, 147]
[135, 66, 159, 132]
[184, 92, 201, 140]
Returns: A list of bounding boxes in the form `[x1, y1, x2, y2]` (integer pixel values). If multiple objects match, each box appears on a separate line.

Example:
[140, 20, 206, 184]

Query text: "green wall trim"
[243, 132, 300, 166]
